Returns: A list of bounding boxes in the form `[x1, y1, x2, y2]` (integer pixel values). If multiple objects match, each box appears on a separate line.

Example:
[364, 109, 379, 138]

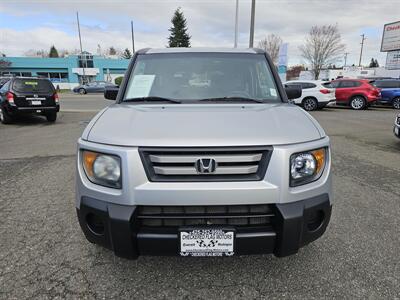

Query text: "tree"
[108, 47, 117, 55]
[168, 8, 191, 47]
[0, 59, 11, 74]
[49, 45, 59, 58]
[299, 24, 345, 80]
[369, 58, 379, 68]
[286, 65, 305, 80]
[257, 34, 282, 65]
[121, 48, 132, 59]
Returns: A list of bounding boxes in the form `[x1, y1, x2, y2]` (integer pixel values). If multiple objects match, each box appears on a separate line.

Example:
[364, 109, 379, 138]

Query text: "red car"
[330, 79, 381, 110]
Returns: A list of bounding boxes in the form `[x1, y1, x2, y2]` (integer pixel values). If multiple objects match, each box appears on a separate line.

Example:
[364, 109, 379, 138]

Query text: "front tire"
[302, 98, 318, 111]
[0, 107, 13, 124]
[46, 112, 57, 122]
[79, 88, 86, 95]
[392, 97, 400, 109]
[350, 96, 366, 110]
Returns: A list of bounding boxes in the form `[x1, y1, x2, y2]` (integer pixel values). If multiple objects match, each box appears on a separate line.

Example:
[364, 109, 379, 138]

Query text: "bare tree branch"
[299, 25, 345, 79]
[257, 34, 282, 65]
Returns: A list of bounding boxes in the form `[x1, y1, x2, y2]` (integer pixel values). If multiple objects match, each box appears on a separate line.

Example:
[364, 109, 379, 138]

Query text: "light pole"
[76, 11, 86, 83]
[234, 0, 239, 48]
[131, 21, 135, 54]
[344, 52, 349, 67]
[359, 34, 366, 67]
[249, 0, 256, 48]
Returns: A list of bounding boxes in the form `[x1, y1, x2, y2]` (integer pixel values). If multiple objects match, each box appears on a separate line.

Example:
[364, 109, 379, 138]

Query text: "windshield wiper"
[197, 97, 266, 103]
[123, 96, 182, 103]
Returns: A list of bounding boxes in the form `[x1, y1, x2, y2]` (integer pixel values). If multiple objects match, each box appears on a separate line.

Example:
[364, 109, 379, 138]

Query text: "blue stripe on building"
[1, 52, 130, 89]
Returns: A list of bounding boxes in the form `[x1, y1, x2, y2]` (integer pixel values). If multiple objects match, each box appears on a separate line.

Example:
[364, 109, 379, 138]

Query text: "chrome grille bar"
[149, 153, 262, 163]
[153, 165, 259, 175]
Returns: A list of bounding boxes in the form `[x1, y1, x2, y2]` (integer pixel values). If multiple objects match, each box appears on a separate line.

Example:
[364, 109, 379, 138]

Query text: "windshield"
[13, 78, 55, 94]
[123, 53, 280, 103]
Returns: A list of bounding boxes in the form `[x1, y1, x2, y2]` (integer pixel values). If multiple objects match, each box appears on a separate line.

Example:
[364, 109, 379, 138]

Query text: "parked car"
[372, 79, 400, 109]
[330, 79, 381, 110]
[0, 77, 59, 124]
[73, 81, 117, 94]
[394, 113, 400, 138]
[284, 80, 335, 111]
[76, 48, 332, 260]
[0, 77, 10, 88]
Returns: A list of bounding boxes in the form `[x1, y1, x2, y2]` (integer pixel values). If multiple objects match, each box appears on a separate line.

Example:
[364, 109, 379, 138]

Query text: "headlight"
[290, 148, 326, 187]
[82, 150, 122, 188]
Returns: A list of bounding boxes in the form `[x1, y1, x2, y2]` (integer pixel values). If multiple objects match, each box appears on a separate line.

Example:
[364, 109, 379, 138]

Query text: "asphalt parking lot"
[1, 95, 399, 299]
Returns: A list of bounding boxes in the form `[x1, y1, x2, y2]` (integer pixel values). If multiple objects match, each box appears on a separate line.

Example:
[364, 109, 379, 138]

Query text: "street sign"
[381, 21, 400, 52]
[386, 50, 400, 70]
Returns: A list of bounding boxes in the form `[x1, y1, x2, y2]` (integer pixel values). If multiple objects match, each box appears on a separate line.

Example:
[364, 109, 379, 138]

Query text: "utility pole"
[131, 21, 135, 54]
[249, 0, 256, 48]
[344, 52, 349, 67]
[359, 34, 366, 67]
[76, 11, 86, 83]
[234, 0, 239, 48]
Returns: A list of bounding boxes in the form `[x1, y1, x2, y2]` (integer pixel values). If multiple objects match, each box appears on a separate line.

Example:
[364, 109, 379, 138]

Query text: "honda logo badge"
[195, 158, 217, 174]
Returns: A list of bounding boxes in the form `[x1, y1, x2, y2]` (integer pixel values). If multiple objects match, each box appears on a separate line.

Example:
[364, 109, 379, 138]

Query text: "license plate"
[31, 100, 41, 105]
[180, 229, 235, 257]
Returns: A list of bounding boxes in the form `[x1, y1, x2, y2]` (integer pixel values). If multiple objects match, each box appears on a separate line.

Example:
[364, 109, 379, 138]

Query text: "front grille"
[137, 204, 275, 227]
[139, 146, 272, 182]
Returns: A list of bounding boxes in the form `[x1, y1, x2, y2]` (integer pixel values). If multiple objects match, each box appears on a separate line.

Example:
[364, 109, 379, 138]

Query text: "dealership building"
[1, 52, 130, 89]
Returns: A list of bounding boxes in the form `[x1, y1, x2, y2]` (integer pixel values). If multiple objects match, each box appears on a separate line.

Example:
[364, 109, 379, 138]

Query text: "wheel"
[350, 96, 366, 110]
[393, 97, 400, 109]
[79, 88, 86, 95]
[46, 112, 57, 122]
[0, 107, 13, 124]
[302, 98, 318, 111]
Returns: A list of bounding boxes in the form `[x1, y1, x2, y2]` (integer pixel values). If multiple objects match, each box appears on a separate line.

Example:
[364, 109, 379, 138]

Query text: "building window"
[37, 72, 69, 82]
[78, 52, 94, 68]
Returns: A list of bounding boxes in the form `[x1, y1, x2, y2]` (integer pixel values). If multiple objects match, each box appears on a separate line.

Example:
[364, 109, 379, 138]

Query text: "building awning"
[72, 68, 99, 76]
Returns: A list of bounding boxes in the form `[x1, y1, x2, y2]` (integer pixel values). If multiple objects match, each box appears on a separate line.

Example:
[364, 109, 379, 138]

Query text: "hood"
[85, 103, 324, 147]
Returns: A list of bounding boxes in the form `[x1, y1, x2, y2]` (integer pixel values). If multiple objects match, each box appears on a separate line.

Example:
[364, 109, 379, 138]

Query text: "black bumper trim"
[76, 194, 332, 259]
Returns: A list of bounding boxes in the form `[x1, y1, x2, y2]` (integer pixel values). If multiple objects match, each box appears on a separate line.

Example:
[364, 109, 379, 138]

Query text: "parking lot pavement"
[1, 107, 399, 299]
[59, 92, 111, 112]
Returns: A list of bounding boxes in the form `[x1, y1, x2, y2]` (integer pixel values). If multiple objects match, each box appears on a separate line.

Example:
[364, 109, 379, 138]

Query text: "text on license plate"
[31, 100, 41, 105]
[180, 229, 234, 257]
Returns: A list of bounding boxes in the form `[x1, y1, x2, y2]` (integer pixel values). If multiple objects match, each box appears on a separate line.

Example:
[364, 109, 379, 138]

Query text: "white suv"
[284, 80, 335, 111]
[76, 48, 332, 259]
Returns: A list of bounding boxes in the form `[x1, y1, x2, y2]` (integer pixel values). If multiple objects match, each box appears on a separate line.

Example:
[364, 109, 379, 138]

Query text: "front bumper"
[76, 193, 332, 259]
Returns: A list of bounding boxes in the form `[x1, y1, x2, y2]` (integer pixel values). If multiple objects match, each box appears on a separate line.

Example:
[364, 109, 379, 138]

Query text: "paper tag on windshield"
[126, 75, 155, 98]
[270, 88, 277, 97]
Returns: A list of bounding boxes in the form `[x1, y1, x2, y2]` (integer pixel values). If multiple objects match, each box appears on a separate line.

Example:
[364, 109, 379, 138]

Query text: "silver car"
[76, 48, 332, 259]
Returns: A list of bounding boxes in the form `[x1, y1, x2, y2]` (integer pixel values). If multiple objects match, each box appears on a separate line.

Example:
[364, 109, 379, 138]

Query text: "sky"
[0, 0, 399, 67]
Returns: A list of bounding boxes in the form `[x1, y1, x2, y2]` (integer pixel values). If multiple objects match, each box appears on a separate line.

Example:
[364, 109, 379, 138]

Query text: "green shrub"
[114, 76, 124, 86]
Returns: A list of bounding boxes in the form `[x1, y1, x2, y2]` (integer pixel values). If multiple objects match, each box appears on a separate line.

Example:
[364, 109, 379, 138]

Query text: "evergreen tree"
[369, 58, 379, 68]
[168, 8, 191, 47]
[369, 58, 375, 67]
[121, 48, 132, 59]
[108, 47, 117, 55]
[49, 45, 59, 58]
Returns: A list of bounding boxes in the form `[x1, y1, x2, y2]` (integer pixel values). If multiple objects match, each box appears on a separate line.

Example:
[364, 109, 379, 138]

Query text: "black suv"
[0, 77, 60, 124]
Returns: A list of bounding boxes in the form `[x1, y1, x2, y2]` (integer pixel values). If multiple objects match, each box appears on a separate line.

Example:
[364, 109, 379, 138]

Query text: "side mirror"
[284, 84, 302, 100]
[104, 87, 119, 100]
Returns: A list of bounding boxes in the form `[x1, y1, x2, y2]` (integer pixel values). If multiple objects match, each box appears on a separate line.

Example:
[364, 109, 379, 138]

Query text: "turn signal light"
[54, 93, 59, 104]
